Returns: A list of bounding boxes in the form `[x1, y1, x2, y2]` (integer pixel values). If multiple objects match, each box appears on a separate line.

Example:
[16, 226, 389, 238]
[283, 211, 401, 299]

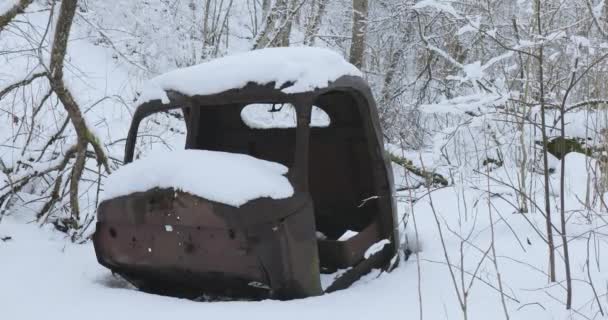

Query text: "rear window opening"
[185, 102, 298, 168]
[240, 103, 331, 129]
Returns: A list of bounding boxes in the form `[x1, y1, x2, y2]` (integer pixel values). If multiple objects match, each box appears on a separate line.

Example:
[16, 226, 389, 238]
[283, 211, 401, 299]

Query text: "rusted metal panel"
[94, 189, 322, 299]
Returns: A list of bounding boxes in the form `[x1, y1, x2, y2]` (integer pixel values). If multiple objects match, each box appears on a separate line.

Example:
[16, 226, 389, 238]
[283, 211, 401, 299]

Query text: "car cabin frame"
[94, 74, 399, 300]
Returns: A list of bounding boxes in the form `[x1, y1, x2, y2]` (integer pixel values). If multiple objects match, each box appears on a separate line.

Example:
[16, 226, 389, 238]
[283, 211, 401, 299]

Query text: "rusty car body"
[93, 50, 400, 300]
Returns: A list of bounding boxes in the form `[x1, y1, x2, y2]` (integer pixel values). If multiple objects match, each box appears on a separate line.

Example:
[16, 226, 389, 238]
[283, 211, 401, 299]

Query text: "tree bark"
[378, 45, 403, 129]
[535, 0, 556, 283]
[48, 0, 110, 223]
[0, 0, 34, 32]
[558, 56, 579, 312]
[349, 0, 368, 69]
[604, 0, 608, 30]
[253, 0, 302, 49]
[303, 0, 328, 46]
[253, 0, 287, 49]
[380, 47, 403, 104]
[277, 0, 298, 46]
[261, 0, 272, 21]
[201, 0, 212, 59]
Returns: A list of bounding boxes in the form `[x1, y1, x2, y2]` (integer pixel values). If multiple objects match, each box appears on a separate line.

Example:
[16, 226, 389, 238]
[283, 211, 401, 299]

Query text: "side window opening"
[309, 92, 377, 241]
[134, 109, 187, 160]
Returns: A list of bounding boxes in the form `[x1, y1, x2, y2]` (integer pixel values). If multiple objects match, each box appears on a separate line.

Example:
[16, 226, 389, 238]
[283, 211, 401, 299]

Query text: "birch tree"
[303, 0, 328, 45]
[349, 0, 368, 69]
[253, 0, 289, 49]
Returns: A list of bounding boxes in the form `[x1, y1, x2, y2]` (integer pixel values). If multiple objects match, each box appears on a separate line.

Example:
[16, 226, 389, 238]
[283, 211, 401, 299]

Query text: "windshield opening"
[184, 101, 302, 170]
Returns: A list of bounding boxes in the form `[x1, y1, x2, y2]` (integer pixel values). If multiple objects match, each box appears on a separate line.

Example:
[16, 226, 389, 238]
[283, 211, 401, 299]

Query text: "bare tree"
[261, 0, 272, 21]
[349, 0, 368, 69]
[277, 0, 299, 46]
[253, 0, 288, 49]
[201, 0, 213, 59]
[46, 0, 110, 223]
[303, 0, 328, 46]
[253, 0, 305, 49]
[534, 0, 557, 283]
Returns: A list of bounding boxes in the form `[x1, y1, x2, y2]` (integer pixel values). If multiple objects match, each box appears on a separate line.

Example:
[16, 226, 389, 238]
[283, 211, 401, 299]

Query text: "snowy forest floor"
[3, 2, 608, 319]
[1, 154, 605, 320]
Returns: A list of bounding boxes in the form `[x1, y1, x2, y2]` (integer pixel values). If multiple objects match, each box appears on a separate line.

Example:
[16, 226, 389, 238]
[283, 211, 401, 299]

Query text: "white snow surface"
[2, 151, 607, 319]
[413, 0, 460, 18]
[364, 239, 390, 259]
[0, 0, 19, 16]
[101, 150, 294, 207]
[3, 3, 608, 320]
[137, 47, 362, 105]
[337, 230, 359, 241]
[241, 103, 330, 129]
[420, 93, 507, 114]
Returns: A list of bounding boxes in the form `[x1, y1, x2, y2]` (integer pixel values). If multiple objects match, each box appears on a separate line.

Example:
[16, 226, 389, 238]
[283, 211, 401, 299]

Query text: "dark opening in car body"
[93, 47, 400, 300]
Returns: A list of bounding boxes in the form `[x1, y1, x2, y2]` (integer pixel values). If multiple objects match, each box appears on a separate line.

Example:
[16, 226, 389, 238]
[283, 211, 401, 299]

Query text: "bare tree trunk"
[349, 0, 368, 69]
[188, 0, 198, 64]
[0, 0, 34, 32]
[48, 0, 110, 223]
[559, 97, 573, 311]
[253, 0, 287, 49]
[603, 0, 608, 30]
[253, 0, 303, 49]
[535, 0, 556, 283]
[201, 0, 212, 59]
[558, 56, 579, 311]
[261, 0, 272, 21]
[303, 0, 328, 46]
[600, 129, 608, 212]
[512, 18, 529, 213]
[277, 0, 298, 46]
[379, 45, 403, 129]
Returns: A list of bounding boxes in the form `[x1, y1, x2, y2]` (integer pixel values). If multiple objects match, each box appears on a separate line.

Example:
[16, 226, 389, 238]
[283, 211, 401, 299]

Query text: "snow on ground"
[420, 93, 507, 115]
[137, 46, 362, 105]
[1, 152, 606, 319]
[2, 3, 608, 320]
[102, 150, 294, 206]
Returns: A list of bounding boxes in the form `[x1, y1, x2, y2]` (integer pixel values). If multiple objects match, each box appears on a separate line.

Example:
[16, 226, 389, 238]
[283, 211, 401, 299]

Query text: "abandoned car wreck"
[93, 47, 400, 300]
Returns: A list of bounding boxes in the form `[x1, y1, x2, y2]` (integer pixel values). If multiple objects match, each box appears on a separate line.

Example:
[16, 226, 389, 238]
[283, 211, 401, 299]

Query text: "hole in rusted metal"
[109, 228, 117, 238]
[228, 229, 235, 239]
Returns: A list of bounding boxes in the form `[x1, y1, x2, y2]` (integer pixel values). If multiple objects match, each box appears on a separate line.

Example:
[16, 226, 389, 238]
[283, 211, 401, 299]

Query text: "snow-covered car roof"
[137, 47, 362, 105]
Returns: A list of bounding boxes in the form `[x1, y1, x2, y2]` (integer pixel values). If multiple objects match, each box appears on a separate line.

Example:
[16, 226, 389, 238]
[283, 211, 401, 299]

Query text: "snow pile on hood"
[137, 47, 362, 105]
[101, 150, 294, 207]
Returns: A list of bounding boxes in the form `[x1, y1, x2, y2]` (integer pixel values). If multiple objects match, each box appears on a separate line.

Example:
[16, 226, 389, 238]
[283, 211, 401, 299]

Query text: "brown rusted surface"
[94, 189, 321, 299]
[94, 74, 399, 299]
